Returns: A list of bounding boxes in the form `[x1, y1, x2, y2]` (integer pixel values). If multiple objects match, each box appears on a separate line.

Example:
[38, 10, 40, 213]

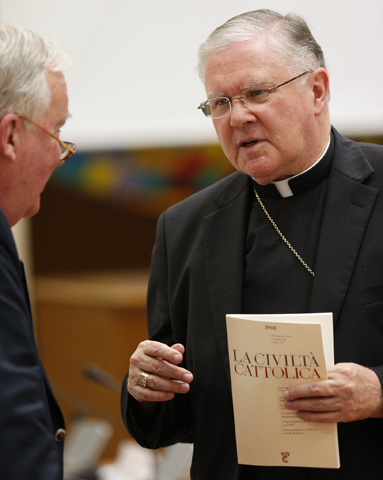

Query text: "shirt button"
[55, 428, 66, 442]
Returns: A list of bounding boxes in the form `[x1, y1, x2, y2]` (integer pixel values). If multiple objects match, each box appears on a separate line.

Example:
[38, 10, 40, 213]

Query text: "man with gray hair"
[122, 9, 383, 479]
[0, 21, 75, 478]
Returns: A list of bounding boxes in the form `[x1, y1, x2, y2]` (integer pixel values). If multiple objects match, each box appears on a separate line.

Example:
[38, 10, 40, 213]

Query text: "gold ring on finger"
[137, 372, 150, 388]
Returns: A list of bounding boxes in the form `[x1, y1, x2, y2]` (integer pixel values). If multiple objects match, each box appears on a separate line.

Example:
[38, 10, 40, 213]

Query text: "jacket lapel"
[310, 130, 378, 324]
[204, 173, 251, 385]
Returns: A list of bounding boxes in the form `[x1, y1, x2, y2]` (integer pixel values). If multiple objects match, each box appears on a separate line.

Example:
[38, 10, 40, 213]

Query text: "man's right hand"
[127, 340, 193, 403]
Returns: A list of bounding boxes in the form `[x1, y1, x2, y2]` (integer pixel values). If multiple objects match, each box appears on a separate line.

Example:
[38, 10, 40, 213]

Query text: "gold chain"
[253, 187, 315, 277]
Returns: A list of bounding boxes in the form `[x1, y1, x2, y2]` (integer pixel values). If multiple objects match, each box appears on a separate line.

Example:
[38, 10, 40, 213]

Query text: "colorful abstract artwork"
[50, 144, 235, 215]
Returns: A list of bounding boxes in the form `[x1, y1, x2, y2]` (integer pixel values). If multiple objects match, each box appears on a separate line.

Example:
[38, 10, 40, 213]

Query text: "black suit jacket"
[0, 209, 65, 479]
[122, 128, 383, 479]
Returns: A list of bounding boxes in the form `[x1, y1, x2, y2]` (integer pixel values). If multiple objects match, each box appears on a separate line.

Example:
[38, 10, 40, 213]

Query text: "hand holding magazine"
[226, 313, 340, 469]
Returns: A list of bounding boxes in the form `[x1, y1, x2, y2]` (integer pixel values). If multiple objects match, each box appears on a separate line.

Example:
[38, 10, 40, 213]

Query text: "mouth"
[241, 139, 262, 148]
[242, 140, 258, 147]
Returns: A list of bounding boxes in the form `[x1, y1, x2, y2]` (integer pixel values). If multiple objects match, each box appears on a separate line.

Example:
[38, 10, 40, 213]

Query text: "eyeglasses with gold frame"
[198, 70, 313, 119]
[17, 114, 76, 161]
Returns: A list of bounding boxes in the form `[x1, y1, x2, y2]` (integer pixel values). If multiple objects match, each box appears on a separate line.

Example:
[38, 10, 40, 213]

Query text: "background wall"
[1, 0, 383, 151]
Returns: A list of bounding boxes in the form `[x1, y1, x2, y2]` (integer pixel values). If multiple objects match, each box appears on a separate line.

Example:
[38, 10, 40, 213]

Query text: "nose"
[229, 97, 257, 127]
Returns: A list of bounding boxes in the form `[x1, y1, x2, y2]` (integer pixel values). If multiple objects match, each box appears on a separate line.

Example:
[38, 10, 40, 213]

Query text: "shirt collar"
[252, 132, 334, 199]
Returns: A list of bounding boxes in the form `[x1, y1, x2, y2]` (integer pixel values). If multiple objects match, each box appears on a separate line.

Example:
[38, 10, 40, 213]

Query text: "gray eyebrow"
[241, 79, 270, 91]
[207, 78, 271, 98]
[207, 92, 226, 99]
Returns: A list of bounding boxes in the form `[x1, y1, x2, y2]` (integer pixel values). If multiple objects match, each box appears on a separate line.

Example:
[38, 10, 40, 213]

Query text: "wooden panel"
[31, 184, 157, 275]
[34, 271, 150, 460]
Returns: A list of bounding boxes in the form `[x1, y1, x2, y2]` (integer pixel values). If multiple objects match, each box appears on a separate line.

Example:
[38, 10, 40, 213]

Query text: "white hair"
[198, 9, 327, 83]
[0, 21, 71, 122]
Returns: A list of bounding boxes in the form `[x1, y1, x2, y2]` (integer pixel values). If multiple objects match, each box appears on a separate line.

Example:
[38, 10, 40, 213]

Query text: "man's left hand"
[284, 363, 383, 423]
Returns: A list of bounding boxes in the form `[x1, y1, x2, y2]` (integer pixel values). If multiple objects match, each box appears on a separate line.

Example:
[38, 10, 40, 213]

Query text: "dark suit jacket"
[122, 128, 383, 479]
[0, 209, 65, 479]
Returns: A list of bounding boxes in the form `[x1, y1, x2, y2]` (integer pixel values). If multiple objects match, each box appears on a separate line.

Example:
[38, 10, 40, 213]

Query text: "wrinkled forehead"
[42, 71, 69, 126]
[204, 38, 288, 96]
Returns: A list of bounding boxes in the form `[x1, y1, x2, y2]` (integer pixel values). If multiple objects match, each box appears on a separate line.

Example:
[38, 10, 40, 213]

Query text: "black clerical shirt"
[239, 134, 334, 480]
[242, 133, 334, 316]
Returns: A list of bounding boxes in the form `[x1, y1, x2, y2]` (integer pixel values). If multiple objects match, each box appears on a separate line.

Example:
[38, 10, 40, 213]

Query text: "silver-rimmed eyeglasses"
[198, 70, 313, 119]
[17, 114, 76, 161]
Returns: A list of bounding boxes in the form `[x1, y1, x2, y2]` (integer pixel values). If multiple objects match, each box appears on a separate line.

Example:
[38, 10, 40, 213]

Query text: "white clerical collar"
[271, 136, 332, 198]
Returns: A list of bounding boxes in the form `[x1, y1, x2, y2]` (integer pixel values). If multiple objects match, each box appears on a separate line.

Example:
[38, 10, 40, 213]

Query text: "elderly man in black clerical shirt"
[121, 9, 383, 480]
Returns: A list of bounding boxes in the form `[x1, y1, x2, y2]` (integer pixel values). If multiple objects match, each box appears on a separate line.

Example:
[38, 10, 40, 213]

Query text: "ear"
[0, 113, 22, 162]
[311, 68, 329, 116]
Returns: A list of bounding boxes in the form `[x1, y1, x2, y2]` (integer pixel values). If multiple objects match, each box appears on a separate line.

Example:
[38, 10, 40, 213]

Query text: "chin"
[252, 177, 274, 186]
[239, 158, 276, 184]
[246, 168, 278, 185]
[25, 201, 41, 219]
